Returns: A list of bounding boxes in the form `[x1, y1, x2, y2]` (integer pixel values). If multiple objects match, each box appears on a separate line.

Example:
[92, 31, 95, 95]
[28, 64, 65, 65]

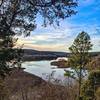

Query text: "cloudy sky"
[17, 0, 100, 52]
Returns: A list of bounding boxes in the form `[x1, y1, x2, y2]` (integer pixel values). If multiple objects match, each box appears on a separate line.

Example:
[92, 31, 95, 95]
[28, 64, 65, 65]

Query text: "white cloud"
[79, 0, 95, 6]
[16, 18, 100, 52]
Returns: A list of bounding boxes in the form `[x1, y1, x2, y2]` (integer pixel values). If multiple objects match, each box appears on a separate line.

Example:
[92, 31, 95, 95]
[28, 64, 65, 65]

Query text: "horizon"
[22, 48, 100, 53]
[16, 0, 100, 52]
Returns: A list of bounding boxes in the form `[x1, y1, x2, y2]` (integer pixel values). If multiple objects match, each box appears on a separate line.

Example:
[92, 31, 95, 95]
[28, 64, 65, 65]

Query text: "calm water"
[22, 60, 71, 81]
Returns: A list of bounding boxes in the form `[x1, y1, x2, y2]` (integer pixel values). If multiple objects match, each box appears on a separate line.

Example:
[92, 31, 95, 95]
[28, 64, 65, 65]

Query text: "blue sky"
[17, 0, 100, 52]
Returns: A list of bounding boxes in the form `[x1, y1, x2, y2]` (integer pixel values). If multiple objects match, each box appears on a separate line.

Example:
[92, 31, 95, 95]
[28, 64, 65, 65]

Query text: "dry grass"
[3, 68, 78, 100]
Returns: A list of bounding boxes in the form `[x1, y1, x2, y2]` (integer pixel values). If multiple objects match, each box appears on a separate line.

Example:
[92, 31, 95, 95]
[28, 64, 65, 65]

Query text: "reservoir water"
[22, 60, 70, 82]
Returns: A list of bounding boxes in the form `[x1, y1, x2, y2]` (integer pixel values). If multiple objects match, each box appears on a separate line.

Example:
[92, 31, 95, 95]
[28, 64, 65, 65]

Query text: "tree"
[81, 70, 100, 100]
[95, 87, 100, 100]
[0, 0, 78, 78]
[68, 31, 93, 99]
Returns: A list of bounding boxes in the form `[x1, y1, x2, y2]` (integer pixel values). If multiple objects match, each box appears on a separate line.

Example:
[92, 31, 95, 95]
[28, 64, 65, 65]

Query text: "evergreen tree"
[68, 31, 93, 99]
[81, 70, 100, 100]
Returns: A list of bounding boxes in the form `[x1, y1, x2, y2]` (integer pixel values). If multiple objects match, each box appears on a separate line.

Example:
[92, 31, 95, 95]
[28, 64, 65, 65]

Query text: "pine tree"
[68, 31, 93, 99]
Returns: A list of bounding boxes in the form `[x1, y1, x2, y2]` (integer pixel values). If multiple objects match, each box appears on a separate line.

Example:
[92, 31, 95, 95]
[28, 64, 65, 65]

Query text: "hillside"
[4, 68, 77, 100]
[22, 49, 100, 61]
[23, 49, 69, 61]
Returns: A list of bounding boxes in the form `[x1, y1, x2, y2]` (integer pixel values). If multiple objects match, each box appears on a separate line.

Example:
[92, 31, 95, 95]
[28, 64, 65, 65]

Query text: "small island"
[51, 57, 69, 68]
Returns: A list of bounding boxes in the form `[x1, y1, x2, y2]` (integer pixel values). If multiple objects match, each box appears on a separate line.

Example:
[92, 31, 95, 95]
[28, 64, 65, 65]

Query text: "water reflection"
[22, 60, 66, 80]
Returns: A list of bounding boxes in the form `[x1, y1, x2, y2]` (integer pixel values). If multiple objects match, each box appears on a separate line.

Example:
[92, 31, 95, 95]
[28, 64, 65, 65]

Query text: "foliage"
[87, 55, 100, 70]
[64, 70, 76, 79]
[0, 0, 78, 78]
[67, 31, 92, 99]
[68, 31, 92, 70]
[95, 87, 100, 100]
[81, 70, 100, 100]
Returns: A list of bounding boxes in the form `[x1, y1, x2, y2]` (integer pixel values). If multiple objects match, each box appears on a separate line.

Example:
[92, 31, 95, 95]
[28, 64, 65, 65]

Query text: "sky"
[17, 0, 100, 52]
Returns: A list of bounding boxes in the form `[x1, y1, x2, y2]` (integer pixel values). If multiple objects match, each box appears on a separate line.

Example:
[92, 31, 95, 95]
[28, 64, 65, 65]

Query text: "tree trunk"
[78, 67, 82, 100]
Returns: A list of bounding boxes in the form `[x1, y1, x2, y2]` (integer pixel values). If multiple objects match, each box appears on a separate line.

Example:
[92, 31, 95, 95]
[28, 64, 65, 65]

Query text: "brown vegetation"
[87, 55, 100, 70]
[3, 68, 79, 100]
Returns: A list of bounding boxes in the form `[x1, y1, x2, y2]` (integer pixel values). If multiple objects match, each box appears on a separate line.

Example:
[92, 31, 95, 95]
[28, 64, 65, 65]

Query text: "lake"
[22, 60, 72, 83]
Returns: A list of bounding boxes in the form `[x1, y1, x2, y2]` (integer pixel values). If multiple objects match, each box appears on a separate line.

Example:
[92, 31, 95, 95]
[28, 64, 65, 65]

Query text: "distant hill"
[23, 49, 69, 56]
[22, 49, 100, 61]
[23, 49, 69, 61]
